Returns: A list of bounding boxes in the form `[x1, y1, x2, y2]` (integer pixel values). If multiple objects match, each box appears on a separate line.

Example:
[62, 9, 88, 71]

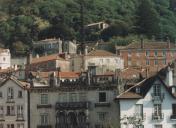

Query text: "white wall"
[120, 79, 176, 128]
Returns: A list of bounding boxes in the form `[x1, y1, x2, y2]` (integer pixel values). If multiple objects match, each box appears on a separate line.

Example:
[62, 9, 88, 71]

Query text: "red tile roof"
[31, 71, 80, 79]
[124, 41, 176, 49]
[87, 50, 116, 56]
[31, 54, 66, 64]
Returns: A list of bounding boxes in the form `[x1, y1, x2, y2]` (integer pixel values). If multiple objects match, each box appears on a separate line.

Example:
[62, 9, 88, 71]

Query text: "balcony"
[152, 113, 164, 121]
[170, 114, 176, 120]
[94, 102, 110, 107]
[37, 125, 52, 128]
[55, 101, 90, 110]
[151, 93, 165, 103]
[16, 114, 24, 121]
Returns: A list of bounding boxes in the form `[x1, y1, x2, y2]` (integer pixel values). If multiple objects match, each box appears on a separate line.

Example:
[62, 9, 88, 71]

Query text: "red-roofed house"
[26, 54, 70, 72]
[116, 41, 176, 73]
[71, 49, 124, 74]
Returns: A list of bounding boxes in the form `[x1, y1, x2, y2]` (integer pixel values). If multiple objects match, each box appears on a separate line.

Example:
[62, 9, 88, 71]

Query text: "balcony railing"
[55, 101, 90, 110]
[152, 113, 164, 120]
[16, 114, 24, 121]
[94, 102, 110, 107]
[37, 125, 52, 128]
[6, 98, 15, 103]
[170, 114, 176, 120]
[151, 93, 165, 102]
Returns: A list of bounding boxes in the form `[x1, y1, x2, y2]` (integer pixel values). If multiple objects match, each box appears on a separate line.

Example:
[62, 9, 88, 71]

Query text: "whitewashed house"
[0, 49, 11, 69]
[116, 63, 176, 128]
[71, 49, 124, 74]
[0, 77, 29, 128]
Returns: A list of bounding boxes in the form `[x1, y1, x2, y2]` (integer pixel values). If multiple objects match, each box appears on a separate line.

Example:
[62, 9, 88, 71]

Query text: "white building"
[0, 49, 11, 70]
[0, 76, 29, 128]
[29, 71, 119, 128]
[116, 64, 176, 128]
[71, 49, 124, 74]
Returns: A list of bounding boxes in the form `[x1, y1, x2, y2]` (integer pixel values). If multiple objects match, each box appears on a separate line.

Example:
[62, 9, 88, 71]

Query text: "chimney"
[84, 46, 88, 55]
[166, 66, 173, 86]
[49, 72, 58, 87]
[140, 37, 144, 49]
[27, 51, 32, 65]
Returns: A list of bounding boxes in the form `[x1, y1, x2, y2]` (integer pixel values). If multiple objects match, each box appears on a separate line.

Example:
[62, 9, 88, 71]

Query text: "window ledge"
[95, 102, 110, 107]
[37, 104, 52, 109]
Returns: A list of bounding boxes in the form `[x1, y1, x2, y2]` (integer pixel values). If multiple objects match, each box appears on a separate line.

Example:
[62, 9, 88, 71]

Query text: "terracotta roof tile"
[116, 92, 142, 99]
[125, 41, 176, 49]
[121, 68, 141, 79]
[58, 72, 80, 78]
[31, 54, 66, 64]
[87, 50, 116, 56]
[31, 71, 80, 79]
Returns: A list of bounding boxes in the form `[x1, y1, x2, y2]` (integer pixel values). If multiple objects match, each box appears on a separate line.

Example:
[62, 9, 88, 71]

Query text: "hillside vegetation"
[0, 0, 176, 53]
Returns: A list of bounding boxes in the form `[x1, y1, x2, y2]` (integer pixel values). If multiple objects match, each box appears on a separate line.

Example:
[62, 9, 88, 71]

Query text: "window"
[40, 114, 48, 125]
[136, 87, 140, 93]
[18, 91, 22, 98]
[162, 51, 166, 56]
[99, 59, 103, 64]
[17, 105, 23, 115]
[155, 125, 162, 128]
[79, 92, 87, 102]
[163, 59, 166, 65]
[154, 104, 162, 115]
[99, 92, 106, 102]
[98, 112, 107, 121]
[136, 125, 144, 128]
[128, 50, 131, 56]
[154, 60, 158, 65]
[0, 124, 3, 128]
[172, 104, 176, 115]
[146, 50, 150, 56]
[6, 106, 15, 116]
[7, 124, 14, 128]
[154, 51, 158, 57]
[17, 124, 24, 128]
[0, 106, 3, 116]
[135, 104, 143, 118]
[41, 94, 48, 104]
[69, 93, 77, 102]
[3, 58, 5, 61]
[0, 92, 2, 98]
[7, 88, 14, 99]
[153, 84, 161, 96]
[146, 60, 150, 65]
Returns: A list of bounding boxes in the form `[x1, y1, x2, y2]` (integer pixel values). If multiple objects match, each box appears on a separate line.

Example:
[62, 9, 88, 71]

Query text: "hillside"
[0, 0, 176, 53]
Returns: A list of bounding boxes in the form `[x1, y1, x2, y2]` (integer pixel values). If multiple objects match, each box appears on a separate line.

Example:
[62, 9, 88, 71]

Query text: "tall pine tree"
[137, 0, 160, 38]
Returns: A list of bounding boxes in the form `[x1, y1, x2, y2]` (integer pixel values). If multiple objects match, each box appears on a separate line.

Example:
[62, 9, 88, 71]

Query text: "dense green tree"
[137, 0, 160, 38]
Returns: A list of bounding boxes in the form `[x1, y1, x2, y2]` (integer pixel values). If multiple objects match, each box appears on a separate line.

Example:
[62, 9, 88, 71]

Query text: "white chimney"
[85, 46, 88, 55]
[166, 66, 173, 86]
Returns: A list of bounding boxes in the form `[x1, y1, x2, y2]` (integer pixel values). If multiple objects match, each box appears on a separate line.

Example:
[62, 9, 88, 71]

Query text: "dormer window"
[136, 87, 141, 93]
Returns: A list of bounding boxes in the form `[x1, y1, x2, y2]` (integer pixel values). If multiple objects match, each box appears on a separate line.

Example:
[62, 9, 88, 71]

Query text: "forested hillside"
[0, 0, 176, 53]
